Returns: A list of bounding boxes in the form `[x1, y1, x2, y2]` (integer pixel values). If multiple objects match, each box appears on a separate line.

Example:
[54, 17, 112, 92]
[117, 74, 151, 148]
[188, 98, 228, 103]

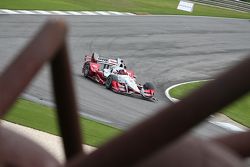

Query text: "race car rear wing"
[84, 54, 118, 66]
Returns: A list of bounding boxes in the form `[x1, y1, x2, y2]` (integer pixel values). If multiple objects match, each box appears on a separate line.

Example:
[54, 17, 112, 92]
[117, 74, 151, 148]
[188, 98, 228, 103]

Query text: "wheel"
[83, 64, 90, 77]
[105, 76, 112, 89]
[105, 75, 118, 89]
[143, 82, 155, 90]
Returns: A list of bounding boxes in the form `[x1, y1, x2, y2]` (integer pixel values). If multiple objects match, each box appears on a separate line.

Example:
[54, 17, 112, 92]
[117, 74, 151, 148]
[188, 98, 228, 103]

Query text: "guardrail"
[190, 0, 250, 12]
[0, 20, 250, 166]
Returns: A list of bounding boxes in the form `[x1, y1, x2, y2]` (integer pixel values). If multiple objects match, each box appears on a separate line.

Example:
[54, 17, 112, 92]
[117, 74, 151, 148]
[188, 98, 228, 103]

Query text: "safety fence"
[189, 0, 250, 12]
[0, 20, 250, 167]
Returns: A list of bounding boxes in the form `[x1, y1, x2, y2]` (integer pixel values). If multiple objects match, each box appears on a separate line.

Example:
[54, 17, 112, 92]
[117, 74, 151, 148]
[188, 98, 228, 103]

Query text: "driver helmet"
[118, 69, 127, 75]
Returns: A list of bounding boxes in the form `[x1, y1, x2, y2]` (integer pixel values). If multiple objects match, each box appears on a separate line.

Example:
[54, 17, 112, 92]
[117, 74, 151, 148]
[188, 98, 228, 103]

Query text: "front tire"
[105, 75, 118, 89]
[83, 64, 90, 77]
[143, 82, 155, 90]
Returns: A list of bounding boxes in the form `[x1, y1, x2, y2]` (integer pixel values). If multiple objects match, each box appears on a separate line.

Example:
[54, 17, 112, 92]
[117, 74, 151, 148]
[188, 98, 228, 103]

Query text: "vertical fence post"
[0, 20, 84, 162]
[51, 42, 84, 160]
[0, 21, 67, 117]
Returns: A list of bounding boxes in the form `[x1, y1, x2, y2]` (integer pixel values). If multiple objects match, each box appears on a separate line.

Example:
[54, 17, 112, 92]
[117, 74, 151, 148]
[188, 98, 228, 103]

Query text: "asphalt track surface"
[1, 15, 250, 138]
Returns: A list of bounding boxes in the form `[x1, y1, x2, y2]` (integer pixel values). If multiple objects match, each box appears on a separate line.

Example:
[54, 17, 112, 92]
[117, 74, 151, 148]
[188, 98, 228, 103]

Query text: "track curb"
[165, 80, 209, 103]
[0, 9, 135, 16]
[165, 80, 247, 132]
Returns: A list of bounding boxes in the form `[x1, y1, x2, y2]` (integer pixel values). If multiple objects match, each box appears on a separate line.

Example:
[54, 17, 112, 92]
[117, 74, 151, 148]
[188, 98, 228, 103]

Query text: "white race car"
[105, 68, 156, 101]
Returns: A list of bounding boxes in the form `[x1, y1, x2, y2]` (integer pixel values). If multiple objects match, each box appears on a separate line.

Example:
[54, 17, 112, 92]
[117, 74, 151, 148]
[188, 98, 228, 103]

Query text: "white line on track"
[67, 11, 84, 15]
[108, 11, 124, 15]
[165, 80, 210, 103]
[165, 80, 246, 132]
[34, 10, 52, 15]
[208, 120, 245, 132]
[81, 11, 98, 15]
[0, 9, 135, 16]
[1, 9, 19, 14]
[16, 10, 36, 14]
[96, 11, 111, 15]
[50, 11, 70, 15]
[0, 9, 246, 20]
[125, 12, 136, 15]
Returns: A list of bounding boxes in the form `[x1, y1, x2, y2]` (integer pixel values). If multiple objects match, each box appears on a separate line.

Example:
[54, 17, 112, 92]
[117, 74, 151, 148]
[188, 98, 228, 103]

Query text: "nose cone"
[127, 79, 140, 93]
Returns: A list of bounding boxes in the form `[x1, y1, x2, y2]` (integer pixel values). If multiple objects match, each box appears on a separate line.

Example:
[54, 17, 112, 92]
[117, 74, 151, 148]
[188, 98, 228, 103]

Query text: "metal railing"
[0, 20, 84, 166]
[0, 20, 250, 166]
[190, 0, 250, 12]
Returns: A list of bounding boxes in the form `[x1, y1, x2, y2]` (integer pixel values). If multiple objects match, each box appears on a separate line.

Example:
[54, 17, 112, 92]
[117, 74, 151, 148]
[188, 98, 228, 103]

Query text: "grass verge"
[0, 0, 250, 19]
[4, 98, 121, 147]
[169, 80, 250, 128]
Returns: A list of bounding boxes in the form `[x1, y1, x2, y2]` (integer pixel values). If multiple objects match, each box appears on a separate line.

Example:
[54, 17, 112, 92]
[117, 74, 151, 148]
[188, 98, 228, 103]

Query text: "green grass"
[5, 99, 121, 147]
[0, 0, 250, 19]
[169, 81, 250, 128]
[169, 81, 205, 100]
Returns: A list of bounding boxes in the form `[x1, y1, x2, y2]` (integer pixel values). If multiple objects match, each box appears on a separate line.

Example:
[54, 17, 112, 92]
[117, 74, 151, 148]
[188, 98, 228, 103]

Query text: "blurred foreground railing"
[0, 20, 250, 167]
[0, 20, 83, 166]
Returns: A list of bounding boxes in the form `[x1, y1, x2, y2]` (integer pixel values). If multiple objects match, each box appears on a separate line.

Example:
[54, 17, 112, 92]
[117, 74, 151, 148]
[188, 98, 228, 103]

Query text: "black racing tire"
[83, 63, 90, 77]
[105, 75, 118, 89]
[143, 82, 155, 90]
